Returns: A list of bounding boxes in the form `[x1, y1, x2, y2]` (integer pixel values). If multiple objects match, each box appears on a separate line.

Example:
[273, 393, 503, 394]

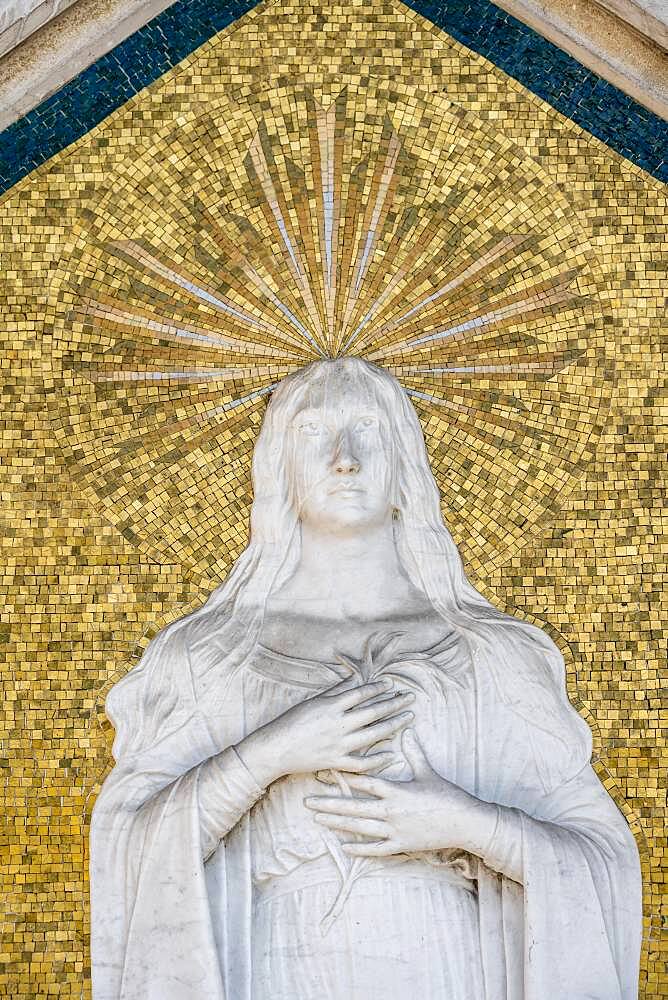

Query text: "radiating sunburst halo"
[47, 82, 610, 584]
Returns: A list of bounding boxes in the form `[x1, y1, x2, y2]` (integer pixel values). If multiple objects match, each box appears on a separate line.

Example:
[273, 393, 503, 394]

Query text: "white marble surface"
[493, 0, 668, 116]
[91, 358, 642, 999]
[597, 0, 668, 45]
[0, 0, 666, 134]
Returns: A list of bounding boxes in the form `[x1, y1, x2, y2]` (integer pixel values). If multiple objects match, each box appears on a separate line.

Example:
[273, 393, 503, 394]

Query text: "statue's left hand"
[304, 729, 498, 858]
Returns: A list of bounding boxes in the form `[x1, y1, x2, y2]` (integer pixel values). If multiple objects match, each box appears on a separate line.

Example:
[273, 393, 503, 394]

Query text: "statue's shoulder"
[146, 590, 241, 662]
[105, 615, 192, 718]
[469, 616, 592, 792]
[104, 600, 240, 760]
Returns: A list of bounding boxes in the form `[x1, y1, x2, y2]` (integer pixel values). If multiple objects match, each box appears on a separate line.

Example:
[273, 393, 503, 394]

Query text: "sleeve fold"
[199, 746, 265, 859]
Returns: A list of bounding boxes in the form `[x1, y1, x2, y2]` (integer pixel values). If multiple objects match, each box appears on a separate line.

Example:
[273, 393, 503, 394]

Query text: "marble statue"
[90, 358, 642, 1000]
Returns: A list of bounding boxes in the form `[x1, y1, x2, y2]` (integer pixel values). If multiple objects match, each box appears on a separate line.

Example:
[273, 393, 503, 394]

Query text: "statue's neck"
[281, 520, 416, 619]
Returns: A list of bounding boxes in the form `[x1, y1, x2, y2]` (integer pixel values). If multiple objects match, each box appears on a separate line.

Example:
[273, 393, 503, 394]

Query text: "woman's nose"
[332, 431, 361, 474]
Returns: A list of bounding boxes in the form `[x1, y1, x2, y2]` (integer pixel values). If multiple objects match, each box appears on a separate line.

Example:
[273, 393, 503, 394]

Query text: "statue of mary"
[90, 357, 641, 1000]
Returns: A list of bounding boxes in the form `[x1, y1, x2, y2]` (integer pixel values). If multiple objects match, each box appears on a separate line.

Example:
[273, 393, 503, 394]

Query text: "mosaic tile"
[43, 85, 610, 581]
[0, 1, 665, 997]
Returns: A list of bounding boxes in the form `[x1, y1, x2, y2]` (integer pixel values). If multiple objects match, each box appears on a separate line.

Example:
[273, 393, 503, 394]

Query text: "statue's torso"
[229, 631, 484, 1000]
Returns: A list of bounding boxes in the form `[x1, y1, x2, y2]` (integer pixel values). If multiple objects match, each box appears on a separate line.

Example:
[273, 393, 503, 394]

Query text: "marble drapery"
[90, 601, 641, 1000]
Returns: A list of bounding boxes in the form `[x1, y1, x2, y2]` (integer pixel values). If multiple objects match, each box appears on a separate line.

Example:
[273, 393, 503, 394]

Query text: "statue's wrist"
[460, 796, 500, 858]
[235, 727, 285, 788]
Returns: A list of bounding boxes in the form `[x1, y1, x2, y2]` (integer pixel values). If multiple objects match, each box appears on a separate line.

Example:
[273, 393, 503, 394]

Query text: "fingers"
[315, 753, 397, 779]
[341, 840, 396, 858]
[401, 727, 432, 779]
[337, 678, 393, 708]
[349, 692, 415, 726]
[339, 751, 397, 775]
[305, 794, 384, 818]
[313, 814, 390, 838]
[321, 677, 356, 698]
[347, 711, 414, 751]
[334, 773, 387, 796]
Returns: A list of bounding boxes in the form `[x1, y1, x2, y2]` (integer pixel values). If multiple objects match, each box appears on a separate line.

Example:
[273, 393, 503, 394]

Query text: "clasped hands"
[236, 675, 497, 860]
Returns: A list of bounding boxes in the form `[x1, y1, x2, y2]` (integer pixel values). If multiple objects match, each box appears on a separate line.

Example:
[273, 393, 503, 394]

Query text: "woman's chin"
[311, 509, 385, 536]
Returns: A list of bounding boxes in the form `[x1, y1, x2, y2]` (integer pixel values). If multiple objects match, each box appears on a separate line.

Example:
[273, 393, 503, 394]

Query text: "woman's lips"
[330, 484, 364, 496]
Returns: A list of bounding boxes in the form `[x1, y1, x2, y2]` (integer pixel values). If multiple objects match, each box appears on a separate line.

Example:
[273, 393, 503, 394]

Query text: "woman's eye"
[299, 421, 323, 435]
[356, 417, 378, 431]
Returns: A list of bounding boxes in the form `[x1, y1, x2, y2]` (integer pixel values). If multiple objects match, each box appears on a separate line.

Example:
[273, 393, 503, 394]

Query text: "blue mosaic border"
[0, 0, 666, 195]
[407, 0, 667, 182]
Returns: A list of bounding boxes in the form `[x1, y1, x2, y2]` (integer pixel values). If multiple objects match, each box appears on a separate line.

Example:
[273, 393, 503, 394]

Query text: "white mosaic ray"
[382, 235, 530, 331]
[248, 130, 327, 355]
[112, 241, 275, 332]
[201, 214, 322, 356]
[88, 365, 289, 384]
[370, 276, 580, 360]
[81, 299, 303, 359]
[343, 234, 531, 355]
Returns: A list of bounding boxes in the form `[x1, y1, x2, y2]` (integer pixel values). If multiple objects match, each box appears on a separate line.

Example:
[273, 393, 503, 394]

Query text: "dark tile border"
[406, 0, 667, 182]
[0, 0, 666, 196]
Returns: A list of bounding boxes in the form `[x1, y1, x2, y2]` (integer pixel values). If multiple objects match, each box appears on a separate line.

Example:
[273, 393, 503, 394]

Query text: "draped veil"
[91, 359, 642, 1000]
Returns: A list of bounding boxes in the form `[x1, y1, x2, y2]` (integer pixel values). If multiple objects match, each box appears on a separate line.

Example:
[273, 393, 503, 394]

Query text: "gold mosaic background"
[0, 1, 665, 996]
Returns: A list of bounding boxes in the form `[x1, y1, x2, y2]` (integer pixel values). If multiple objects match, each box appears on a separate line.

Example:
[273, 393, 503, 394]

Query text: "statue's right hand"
[236, 679, 415, 787]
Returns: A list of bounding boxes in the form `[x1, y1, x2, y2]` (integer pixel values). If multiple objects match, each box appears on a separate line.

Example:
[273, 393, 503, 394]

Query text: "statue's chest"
[244, 643, 475, 785]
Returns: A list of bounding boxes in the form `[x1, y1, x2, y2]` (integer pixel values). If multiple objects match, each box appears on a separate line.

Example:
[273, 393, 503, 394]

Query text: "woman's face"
[287, 369, 395, 536]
